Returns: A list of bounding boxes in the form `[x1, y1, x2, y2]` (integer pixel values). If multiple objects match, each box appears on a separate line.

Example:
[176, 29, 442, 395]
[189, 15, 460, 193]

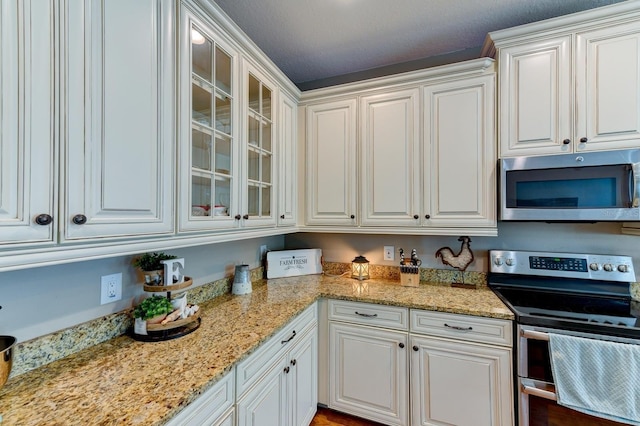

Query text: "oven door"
[519, 326, 635, 426]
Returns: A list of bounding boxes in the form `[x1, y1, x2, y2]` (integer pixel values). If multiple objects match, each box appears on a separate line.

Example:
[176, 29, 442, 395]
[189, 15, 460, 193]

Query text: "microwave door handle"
[631, 164, 640, 208]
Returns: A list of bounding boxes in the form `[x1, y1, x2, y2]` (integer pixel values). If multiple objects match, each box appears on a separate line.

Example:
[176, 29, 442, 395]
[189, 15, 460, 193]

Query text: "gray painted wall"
[0, 236, 284, 343]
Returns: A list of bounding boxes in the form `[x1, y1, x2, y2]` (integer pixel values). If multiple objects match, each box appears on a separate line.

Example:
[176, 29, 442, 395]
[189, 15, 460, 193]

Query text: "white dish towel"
[548, 333, 640, 425]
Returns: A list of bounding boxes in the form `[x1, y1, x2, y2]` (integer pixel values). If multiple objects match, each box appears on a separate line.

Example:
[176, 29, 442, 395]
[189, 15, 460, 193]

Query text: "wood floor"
[310, 407, 385, 426]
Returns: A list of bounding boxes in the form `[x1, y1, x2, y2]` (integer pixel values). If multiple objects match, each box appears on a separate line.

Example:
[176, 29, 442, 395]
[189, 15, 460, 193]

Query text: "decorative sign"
[162, 258, 185, 284]
[266, 249, 323, 279]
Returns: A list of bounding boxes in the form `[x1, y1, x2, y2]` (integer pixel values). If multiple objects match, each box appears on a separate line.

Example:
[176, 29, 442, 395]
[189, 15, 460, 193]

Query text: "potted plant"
[133, 295, 174, 324]
[133, 252, 177, 284]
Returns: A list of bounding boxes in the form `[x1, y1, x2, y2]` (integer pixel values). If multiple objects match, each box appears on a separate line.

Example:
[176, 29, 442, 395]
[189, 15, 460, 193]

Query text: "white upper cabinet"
[424, 75, 496, 228]
[305, 99, 358, 226]
[360, 88, 421, 227]
[0, 0, 56, 247]
[487, 2, 640, 157]
[278, 91, 298, 227]
[62, 0, 175, 241]
[242, 61, 277, 228]
[178, 3, 240, 232]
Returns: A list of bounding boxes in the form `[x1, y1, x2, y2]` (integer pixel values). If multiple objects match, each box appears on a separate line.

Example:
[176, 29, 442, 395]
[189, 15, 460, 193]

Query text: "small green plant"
[133, 252, 177, 271]
[133, 295, 174, 320]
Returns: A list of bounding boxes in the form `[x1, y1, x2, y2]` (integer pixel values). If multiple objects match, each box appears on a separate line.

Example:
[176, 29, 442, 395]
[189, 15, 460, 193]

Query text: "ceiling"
[213, 0, 626, 90]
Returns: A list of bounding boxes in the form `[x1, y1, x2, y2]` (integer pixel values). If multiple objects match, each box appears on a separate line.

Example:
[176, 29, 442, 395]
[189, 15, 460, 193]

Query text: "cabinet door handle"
[562, 139, 571, 145]
[355, 311, 377, 318]
[34, 214, 53, 226]
[425, 214, 430, 219]
[580, 137, 588, 143]
[291, 359, 297, 366]
[72, 214, 87, 225]
[234, 214, 241, 220]
[413, 345, 419, 351]
[444, 323, 473, 331]
[280, 214, 285, 219]
[243, 214, 249, 220]
[281, 330, 296, 344]
[413, 214, 419, 219]
[350, 214, 355, 219]
[284, 366, 290, 374]
[398, 343, 405, 349]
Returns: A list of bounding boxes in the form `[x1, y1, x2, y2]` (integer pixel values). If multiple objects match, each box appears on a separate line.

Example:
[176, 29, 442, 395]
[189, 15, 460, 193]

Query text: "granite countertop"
[0, 275, 512, 426]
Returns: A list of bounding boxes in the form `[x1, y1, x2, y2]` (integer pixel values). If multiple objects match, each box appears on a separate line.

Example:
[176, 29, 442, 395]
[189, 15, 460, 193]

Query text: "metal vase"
[232, 264, 252, 295]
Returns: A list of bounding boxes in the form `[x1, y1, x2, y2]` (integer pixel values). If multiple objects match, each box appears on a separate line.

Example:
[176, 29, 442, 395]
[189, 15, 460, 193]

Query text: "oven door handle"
[521, 378, 557, 401]
[521, 329, 550, 341]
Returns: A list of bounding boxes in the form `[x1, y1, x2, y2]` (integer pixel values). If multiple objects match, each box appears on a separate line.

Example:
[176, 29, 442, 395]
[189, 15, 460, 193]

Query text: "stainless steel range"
[488, 250, 639, 426]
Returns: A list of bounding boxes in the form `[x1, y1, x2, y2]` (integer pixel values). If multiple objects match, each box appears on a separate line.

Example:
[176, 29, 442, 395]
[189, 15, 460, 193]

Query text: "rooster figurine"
[435, 236, 474, 271]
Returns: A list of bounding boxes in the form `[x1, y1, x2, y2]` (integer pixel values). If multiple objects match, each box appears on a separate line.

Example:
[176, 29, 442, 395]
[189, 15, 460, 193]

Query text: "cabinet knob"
[562, 139, 571, 145]
[234, 214, 241, 220]
[280, 214, 285, 219]
[399, 343, 405, 349]
[413, 214, 419, 220]
[284, 366, 290, 374]
[425, 214, 430, 219]
[72, 214, 87, 225]
[34, 214, 53, 226]
[243, 214, 249, 220]
[580, 137, 588, 143]
[413, 345, 419, 352]
[291, 359, 297, 366]
[350, 214, 355, 219]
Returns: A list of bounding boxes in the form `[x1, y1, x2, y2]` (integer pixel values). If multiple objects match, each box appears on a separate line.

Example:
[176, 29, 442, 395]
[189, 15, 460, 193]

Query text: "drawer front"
[328, 300, 408, 331]
[166, 369, 234, 426]
[410, 309, 512, 346]
[236, 303, 317, 397]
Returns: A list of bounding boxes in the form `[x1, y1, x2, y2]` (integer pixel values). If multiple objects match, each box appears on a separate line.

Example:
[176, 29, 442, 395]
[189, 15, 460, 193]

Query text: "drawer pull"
[355, 311, 378, 318]
[444, 323, 473, 331]
[281, 330, 296, 344]
[284, 366, 290, 374]
[291, 359, 297, 366]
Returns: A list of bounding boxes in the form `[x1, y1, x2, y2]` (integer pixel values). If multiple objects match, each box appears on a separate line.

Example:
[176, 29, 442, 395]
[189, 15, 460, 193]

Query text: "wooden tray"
[146, 311, 200, 331]
[143, 277, 193, 293]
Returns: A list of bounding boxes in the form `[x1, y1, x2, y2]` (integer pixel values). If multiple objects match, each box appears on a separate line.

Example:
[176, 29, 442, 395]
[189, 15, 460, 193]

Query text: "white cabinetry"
[410, 310, 513, 426]
[278, 91, 298, 227]
[305, 99, 358, 226]
[328, 300, 409, 426]
[487, 3, 640, 157]
[0, 0, 56, 246]
[62, 0, 175, 241]
[423, 74, 496, 228]
[360, 89, 421, 227]
[165, 370, 235, 426]
[237, 304, 318, 426]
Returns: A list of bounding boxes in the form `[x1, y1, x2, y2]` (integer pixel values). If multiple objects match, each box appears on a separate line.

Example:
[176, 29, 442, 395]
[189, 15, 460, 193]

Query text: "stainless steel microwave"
[500, 149, 640, 222]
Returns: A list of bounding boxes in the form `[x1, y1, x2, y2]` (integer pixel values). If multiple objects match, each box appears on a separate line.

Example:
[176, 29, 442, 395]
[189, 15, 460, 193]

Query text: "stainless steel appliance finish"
[500, 148, 640, 222]
[488, 250, 639, 426]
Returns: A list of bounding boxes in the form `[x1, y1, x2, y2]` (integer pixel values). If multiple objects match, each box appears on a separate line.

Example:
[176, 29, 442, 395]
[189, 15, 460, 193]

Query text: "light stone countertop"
[0, 275, 513, 426]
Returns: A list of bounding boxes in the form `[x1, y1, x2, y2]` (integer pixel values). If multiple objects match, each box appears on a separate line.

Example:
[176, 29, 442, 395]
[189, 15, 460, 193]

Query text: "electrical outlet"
[100, 273, 122, 305]
[384, 246, 395, 261]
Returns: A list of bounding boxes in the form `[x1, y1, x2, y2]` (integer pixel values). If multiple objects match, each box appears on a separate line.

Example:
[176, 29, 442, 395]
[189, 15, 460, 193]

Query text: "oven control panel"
[490, 250, 636, 282]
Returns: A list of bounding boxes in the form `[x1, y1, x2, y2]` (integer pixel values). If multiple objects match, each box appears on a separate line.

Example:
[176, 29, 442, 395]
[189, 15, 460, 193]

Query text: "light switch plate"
[101, 273, 122, 305]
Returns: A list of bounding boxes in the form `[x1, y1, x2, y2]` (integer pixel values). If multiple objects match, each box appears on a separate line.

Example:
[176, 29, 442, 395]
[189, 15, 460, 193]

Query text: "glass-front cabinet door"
[242, 61, 277, 227]
[179, 6, 239, 231]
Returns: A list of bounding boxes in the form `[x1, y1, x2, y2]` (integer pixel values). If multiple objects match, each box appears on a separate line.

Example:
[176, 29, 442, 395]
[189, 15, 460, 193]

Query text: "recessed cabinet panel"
[306, 99, 357, 225]
[424, 75, 496, 227]
[278, 92, 297, 226]
[0, 0, 56, 246]
[63, 0, 174, 240]
[499, 36, 571, 156]
[577, 22, 640, 150]
[360, 89, 421, 227]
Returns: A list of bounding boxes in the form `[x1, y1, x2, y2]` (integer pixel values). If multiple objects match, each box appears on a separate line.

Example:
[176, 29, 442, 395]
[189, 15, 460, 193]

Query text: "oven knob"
[603, 263, 614, 272]
[589, 263, 601, 271]
[505, 258, 515, 266]
[617, 264, 629, 273]
[494, 258, 503, 266]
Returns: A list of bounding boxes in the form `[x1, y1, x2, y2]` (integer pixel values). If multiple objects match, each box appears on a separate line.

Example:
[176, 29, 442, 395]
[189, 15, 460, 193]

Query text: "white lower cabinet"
[328, 300, 409, 426]
[165, 370, 235, 426]
[237, 304, 318, 426]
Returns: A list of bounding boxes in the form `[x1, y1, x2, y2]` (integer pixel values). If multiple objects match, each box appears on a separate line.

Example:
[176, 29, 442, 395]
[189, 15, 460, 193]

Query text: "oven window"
[526, 339, 553, 382]
[528, 395, 627, 426]
[506, 165, 631, 208]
